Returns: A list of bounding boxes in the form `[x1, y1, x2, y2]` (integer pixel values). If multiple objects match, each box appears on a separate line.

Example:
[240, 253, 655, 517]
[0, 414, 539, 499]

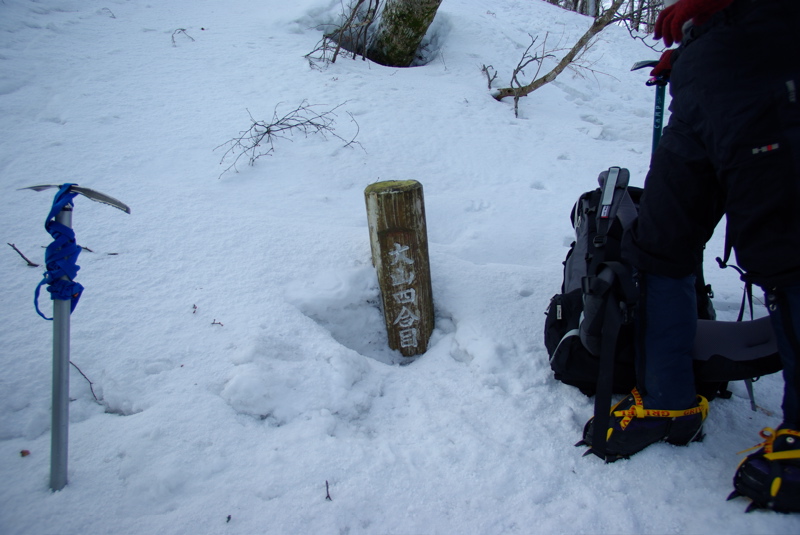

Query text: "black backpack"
[544, 167, 782, 405]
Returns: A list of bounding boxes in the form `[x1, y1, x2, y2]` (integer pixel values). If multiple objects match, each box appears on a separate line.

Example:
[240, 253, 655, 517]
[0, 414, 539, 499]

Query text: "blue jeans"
[636, 272, 697, 410]
[638, 273, 800, 428]
[765, 285, 800, 428]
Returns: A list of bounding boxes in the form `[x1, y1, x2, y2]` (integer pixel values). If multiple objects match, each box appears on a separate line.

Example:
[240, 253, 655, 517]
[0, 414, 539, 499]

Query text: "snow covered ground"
[1, 0, 797, 533]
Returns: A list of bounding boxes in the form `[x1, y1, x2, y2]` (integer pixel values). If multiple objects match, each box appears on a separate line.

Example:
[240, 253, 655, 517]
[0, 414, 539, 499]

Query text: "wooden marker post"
[365, 180, 434, 357]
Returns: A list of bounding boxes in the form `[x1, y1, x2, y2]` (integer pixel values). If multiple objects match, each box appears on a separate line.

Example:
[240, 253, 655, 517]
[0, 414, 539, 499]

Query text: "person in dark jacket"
[582, 0, 800, 512]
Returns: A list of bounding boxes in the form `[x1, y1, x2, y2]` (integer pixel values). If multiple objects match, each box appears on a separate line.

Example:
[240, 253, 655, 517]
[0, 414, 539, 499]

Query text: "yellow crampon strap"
[613, 388, 710, 431]
[736, 427, 800, 498]
[737, 427, 800, 457]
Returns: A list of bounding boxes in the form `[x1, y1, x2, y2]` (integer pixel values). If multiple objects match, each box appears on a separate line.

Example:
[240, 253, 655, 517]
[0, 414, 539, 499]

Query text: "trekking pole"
[20, 184, 130, 491]
[631, 60, 668, 154]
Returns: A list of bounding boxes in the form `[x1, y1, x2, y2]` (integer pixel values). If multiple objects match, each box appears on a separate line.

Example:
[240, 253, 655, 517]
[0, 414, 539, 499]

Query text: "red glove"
[654, 0, 734, 46]
[650, 49, 674, 79]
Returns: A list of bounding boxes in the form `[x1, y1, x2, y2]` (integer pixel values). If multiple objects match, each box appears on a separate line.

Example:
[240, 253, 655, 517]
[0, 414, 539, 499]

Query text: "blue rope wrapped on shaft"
[34, 184, 84, 320]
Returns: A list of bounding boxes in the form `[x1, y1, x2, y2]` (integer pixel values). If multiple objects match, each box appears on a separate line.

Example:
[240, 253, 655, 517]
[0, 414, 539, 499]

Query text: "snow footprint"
[580, 114, 606, 140]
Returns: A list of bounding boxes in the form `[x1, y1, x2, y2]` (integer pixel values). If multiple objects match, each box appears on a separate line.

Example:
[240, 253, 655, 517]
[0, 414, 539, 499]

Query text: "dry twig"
[172, 28, 195, 47]
[70, 361, 100, 402]
[8, 243, 39, 267]
[215, 101, 361, 178]
[481, 64, 498, 89]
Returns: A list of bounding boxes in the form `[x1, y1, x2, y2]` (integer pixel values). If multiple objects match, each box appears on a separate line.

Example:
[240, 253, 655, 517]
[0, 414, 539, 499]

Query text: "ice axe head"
[630, 59, 668, 87]
[20, 184, 131, 214]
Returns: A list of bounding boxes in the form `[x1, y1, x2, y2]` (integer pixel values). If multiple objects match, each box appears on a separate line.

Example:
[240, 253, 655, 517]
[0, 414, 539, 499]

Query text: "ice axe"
[20, 183, 129, 491]
[631, 59, 668, 154]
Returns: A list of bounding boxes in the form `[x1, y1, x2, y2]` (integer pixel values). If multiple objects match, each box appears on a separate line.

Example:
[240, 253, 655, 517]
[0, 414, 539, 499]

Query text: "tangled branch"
[215, 101, 361, 178]
[305, 0, 381, 69]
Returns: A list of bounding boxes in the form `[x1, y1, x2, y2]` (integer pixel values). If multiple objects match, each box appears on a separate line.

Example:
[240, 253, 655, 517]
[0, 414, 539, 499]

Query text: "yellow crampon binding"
[577, 387, 709, 462]
[728, 427, 800, 513]
[608, 387, 709, 440]
[737, 427, 800, 459]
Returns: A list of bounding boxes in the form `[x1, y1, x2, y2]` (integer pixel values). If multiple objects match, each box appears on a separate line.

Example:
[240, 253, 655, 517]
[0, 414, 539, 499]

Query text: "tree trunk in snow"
[368, 0, 443, 67]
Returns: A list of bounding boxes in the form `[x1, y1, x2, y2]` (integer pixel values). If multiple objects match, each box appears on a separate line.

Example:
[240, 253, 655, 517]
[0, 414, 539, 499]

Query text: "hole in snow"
[285, 266, 408, 366]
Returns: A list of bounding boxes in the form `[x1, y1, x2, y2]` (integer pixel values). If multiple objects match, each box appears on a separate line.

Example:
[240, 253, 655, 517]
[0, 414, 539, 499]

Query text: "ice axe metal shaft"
[631, 59, 668, 155]
[21, 184, 129, 491]
[50, 205, 72, 492]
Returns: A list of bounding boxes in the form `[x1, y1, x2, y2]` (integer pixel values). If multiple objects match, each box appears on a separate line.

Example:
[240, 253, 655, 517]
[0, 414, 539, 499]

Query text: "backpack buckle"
[593, 235, 607, 248]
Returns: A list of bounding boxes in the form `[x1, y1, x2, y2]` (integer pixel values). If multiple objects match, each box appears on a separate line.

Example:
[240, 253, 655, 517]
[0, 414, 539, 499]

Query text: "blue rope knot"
[34, 184, 84, 320]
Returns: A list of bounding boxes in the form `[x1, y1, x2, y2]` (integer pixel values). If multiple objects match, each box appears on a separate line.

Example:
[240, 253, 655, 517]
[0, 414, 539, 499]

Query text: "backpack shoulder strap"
[585, 261, 638, 460]
[594, 167, 630, 247]
[588, 168, 631, 277]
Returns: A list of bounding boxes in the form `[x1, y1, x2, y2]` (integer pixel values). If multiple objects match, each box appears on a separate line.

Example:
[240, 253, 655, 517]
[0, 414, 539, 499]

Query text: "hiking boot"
[578, 387, 708, 462]
[729, 426, 800, 513]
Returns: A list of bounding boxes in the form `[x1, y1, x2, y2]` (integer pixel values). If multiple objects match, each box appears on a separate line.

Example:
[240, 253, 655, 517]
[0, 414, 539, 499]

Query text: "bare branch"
[481, 64, 498, 89]
[493, 0, 626, 109]
[215, 101, 362, 178]
[620, 18, 665, 54]
[70, 361, 99, 402]
[8, 243, 39, 267]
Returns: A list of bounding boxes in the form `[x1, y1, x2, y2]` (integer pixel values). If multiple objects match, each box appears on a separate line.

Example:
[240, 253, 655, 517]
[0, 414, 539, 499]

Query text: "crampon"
[728, 427, 800, 513]
[576, 388, 708, 462]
